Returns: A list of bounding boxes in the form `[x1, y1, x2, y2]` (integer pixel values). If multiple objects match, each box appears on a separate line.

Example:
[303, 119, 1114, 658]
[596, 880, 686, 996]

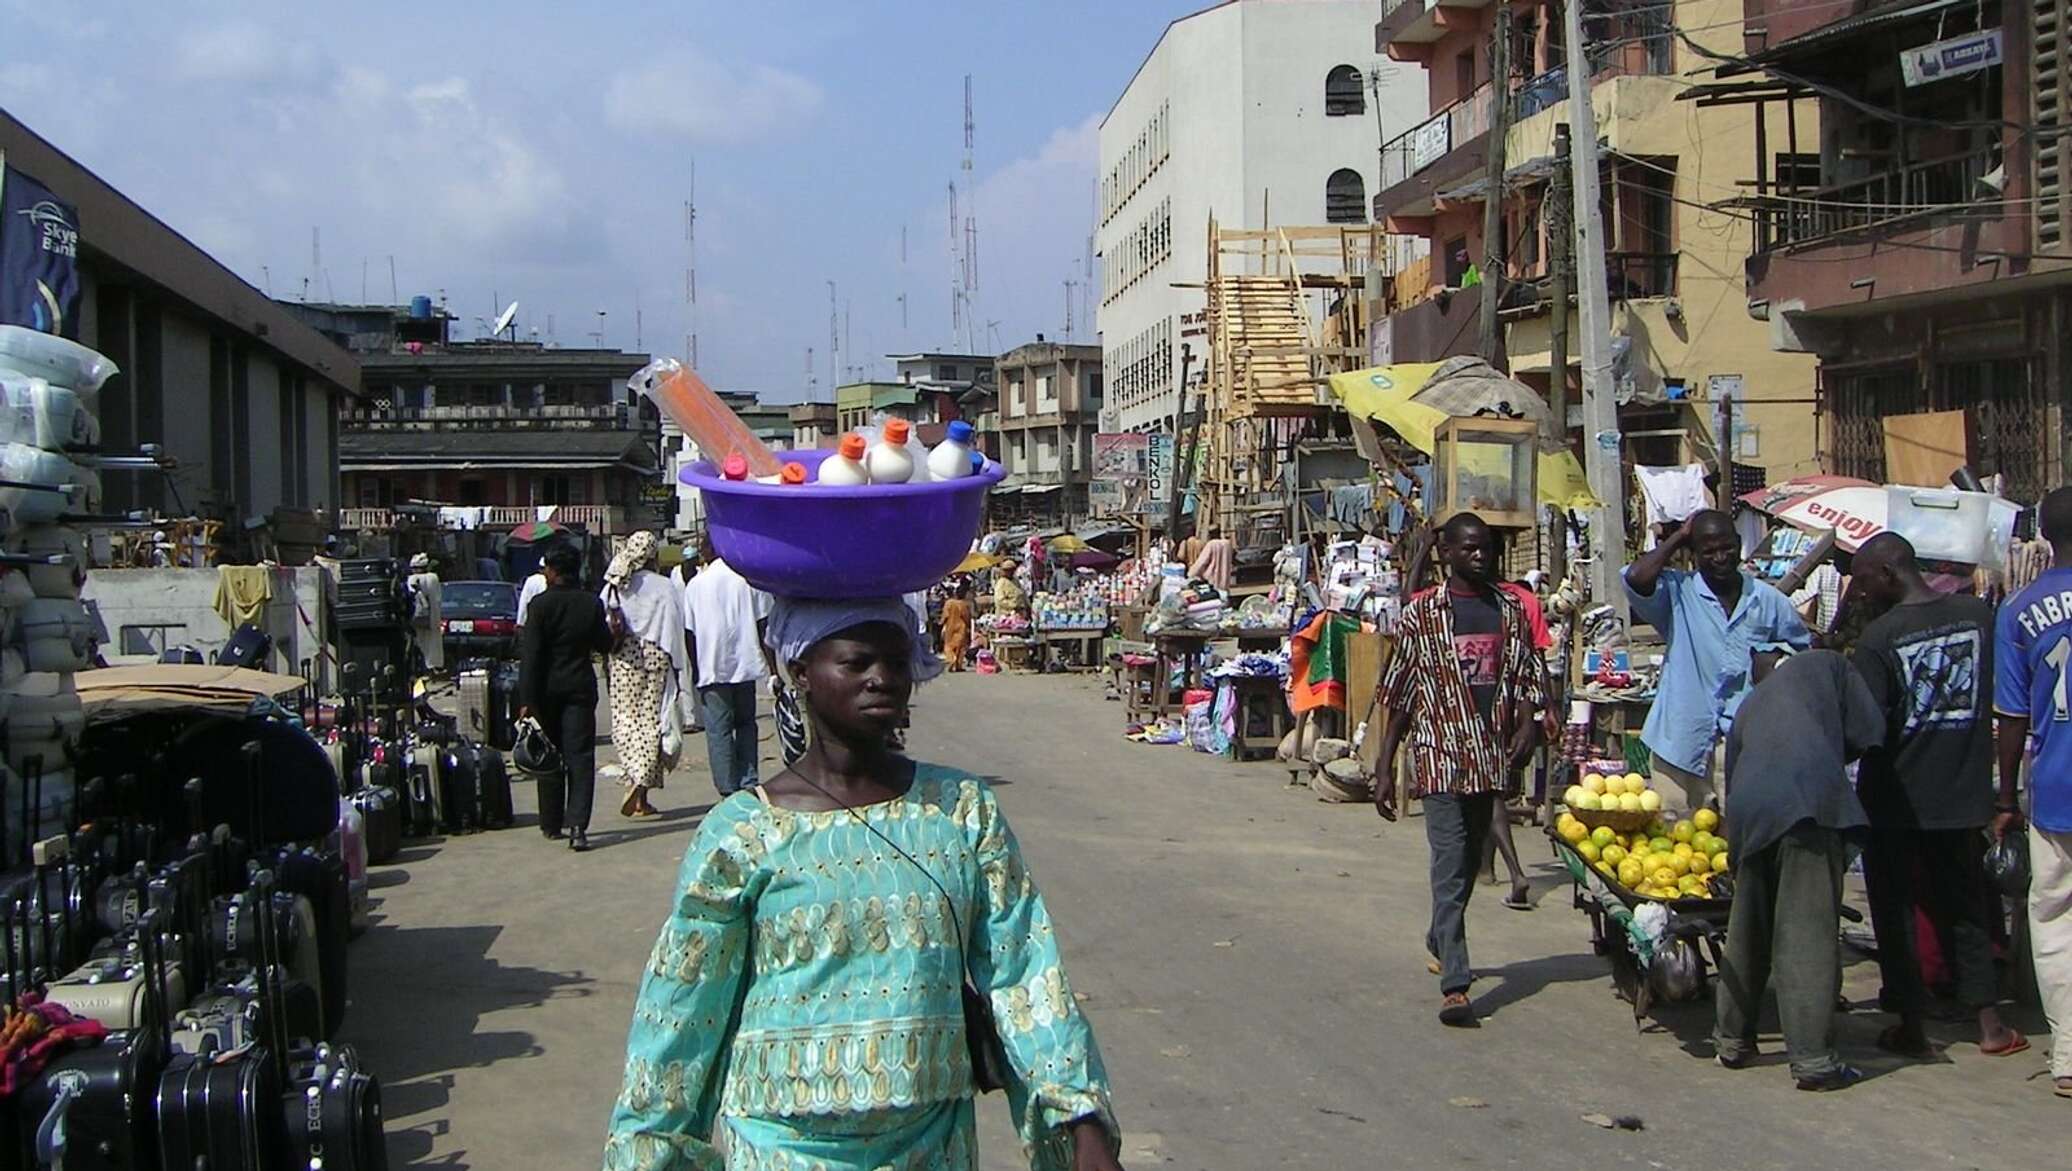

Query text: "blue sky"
[0, 1, 1200, 400]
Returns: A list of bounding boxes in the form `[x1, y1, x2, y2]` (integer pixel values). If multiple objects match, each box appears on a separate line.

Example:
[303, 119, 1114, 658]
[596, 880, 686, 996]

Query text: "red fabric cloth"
[0, 996, 108, 1098]
[1498, 581, 1552, 651]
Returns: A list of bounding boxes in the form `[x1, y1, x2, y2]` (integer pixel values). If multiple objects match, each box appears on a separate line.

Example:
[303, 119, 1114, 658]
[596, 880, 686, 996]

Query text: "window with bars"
[2037, 0, 2067, 250]
[1325, 65, 1366, 116]
[1827, 357, 2051, 501]
[1326, 169, 1368, 223]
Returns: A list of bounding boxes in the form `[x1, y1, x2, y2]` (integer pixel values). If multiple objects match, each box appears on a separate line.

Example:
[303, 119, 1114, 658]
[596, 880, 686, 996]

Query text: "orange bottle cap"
[883, 418, 912, 444]
[838, 433, 867, 459]
[779, 462, 807, 484]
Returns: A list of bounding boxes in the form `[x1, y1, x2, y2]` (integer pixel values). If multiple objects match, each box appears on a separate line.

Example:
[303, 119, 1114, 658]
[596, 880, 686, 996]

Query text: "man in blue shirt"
[1625, 509, 1812, 810]
[1993, 485, 2072, 1099]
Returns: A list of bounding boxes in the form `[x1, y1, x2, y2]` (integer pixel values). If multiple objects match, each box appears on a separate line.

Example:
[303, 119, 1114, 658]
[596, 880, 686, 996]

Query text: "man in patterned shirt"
[1377, 512, 1547, 1025]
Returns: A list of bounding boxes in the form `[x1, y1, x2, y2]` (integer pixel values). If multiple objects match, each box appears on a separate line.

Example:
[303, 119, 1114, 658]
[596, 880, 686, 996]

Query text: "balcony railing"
[336, 504, 630, 533]
[344, 402, 636, 429]
[1381, 82, 1494, 190]
[1753, 147, 1999, 254]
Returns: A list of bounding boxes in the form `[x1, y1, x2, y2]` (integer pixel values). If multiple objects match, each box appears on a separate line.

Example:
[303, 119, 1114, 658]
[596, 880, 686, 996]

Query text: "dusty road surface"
[348, 672, 2060, 1169]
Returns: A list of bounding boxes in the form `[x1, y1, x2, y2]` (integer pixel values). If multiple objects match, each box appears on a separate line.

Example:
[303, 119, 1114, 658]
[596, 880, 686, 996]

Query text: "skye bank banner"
[0, 158, 82, 338]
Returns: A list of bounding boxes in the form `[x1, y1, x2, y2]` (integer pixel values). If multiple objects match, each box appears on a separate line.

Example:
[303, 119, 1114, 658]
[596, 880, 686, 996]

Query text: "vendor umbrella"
[953, 549, 999, 574]
[508, 519, 568, 543]
[1047, 534, 1092, 555]
[1738, 475, 1886, 551]
[1067, 549, 1120, 572]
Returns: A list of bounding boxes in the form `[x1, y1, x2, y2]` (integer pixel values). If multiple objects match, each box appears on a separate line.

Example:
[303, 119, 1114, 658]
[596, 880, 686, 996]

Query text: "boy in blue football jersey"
[1994, 486, 2072, 1099]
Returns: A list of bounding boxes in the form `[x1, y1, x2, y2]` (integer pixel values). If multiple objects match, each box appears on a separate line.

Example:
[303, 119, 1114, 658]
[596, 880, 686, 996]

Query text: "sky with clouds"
[0, 0, 1198, 400]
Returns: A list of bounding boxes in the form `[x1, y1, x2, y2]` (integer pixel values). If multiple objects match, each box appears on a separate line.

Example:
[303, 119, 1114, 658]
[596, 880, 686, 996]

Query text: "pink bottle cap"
[721, 453, 749, 480]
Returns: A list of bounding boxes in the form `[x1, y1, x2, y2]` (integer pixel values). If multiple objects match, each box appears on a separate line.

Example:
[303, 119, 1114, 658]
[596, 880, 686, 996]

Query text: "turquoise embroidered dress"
[604, 766, 1116, 1170]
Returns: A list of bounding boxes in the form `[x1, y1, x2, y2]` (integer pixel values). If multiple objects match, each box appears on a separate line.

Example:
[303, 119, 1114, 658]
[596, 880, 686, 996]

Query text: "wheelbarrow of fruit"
[1547, 762, 1736, 1025]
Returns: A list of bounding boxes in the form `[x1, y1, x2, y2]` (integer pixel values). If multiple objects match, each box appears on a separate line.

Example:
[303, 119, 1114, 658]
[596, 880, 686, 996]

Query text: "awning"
[1722, 0, 1964, 74]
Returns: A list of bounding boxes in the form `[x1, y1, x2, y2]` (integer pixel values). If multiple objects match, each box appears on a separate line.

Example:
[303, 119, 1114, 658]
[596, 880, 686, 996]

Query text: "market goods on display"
[1555, 768, 1730, 902]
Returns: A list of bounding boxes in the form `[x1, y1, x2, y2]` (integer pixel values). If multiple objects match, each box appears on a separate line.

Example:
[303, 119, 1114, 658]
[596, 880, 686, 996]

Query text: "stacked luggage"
[0, 326, 117, 871]
[0, 737, 388, 1169]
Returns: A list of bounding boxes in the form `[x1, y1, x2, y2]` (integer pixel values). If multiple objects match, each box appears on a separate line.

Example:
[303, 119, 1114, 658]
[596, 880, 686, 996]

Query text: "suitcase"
[351, 786, 402, 865]
[19, 912, 173, 1171]
[402, 758, 440, 839]
[153, 1049, 288, 1171]
[44, 952, 188, 1032]
[282, 1042, 387, 1171]
[436, 744, 481, 835]
[336, 559, 398, 584]
[216, 622, 273, 669]
[21, 1029, 166, 1171]
[334, 599, 404, 630]
[458, 667, 519, 751]
[262, 846, 349, 1038]
[335, 577, 400, 605]
[476, 749, 514, 830]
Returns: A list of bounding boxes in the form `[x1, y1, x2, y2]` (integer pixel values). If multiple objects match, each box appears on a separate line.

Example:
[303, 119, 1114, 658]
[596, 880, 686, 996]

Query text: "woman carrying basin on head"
[603, 592, 1123, 1171]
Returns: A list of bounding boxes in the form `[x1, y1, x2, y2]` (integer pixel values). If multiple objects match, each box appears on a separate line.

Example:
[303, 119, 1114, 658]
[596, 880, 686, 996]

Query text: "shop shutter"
[2037, 0, 2068, 249]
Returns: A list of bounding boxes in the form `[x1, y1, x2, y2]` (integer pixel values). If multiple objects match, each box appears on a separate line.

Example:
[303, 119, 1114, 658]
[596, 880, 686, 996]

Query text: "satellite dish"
[492, 301, 519, 339]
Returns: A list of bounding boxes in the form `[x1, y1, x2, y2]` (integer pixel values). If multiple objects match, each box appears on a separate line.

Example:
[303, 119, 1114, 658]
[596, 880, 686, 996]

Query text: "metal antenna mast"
[827, 280, 839, 391]
[685, 160, 699, 369]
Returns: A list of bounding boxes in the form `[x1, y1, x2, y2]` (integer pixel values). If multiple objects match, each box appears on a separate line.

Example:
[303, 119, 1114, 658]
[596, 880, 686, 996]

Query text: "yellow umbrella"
[954, 550, 999, 574]
[1327, 364, 1599, 510]
[1047, 534, 1091, 554]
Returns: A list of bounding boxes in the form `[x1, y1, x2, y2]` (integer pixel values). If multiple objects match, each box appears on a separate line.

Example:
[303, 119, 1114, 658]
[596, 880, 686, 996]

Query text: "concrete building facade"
[1371, 0, 1822, 476]
[1097, 0, 1429, 432]
[1, 111, 358, 520]
[993, 340, 1104, 523]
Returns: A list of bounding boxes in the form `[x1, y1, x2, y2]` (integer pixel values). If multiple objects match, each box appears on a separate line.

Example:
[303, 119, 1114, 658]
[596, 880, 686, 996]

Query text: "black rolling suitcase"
[215, 622, 273, 669]
[476, 748, 514, 829]
[281, 1042, 388, 1171]
[155, 1047, 286, 1170]
[19, 920, 175, 1171]
[437, 744, 482, 835]
[352, 786, 402, 864]
[263, 846, 350, 1039]
[402, 758, 440, 838]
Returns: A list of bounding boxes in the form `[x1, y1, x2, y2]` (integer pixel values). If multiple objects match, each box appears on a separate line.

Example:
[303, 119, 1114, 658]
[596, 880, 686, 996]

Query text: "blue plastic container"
[683, 448, 1004, 598]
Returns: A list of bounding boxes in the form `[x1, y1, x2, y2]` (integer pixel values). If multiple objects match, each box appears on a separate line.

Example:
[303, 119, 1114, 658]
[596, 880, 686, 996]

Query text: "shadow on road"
[1472, 952, 1613, 1019]
[350, 922, 595, 1169]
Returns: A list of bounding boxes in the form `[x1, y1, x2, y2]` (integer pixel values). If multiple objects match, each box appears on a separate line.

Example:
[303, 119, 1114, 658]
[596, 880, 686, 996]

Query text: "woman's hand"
[1071, 1119, 1124, 1171]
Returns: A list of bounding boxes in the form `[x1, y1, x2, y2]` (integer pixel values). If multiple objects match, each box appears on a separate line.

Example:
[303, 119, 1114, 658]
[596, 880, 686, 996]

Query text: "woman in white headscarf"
[406, 551, 444, 674]
[601, 531, 686, 818]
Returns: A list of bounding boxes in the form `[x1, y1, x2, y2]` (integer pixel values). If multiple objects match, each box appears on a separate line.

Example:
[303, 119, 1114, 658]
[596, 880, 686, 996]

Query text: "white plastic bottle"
[927, 419, 977, 480]
[819, 433, 871, 485]
[865, 418, 918, 484]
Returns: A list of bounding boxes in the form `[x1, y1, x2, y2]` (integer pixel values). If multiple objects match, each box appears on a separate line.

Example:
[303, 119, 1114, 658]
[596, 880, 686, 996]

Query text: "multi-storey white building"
[1097, 0, 1427, 432]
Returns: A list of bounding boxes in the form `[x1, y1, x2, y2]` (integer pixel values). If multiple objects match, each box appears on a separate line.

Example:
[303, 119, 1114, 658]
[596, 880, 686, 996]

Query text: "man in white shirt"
[681, 540, 776, 795]
[515, 567, 548, 627]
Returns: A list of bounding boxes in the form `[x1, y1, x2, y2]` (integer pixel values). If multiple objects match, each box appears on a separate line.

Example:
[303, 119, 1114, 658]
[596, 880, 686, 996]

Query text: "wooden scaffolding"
[1194, 218, 1392, 537]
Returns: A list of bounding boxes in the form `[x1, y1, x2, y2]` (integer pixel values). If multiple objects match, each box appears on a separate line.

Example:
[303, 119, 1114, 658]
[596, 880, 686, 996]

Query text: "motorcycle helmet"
[512, 718, 562, 776]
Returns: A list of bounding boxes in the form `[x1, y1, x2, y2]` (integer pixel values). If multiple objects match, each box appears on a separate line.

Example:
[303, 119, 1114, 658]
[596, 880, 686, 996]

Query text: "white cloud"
[603, 49, 822, 144]
[172, 20, 323, 85]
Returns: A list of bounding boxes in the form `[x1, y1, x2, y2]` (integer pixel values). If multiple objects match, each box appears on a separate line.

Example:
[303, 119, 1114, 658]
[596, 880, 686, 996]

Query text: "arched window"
[1326, 169, 1367, 224]
[1325, 65, 1365, 116]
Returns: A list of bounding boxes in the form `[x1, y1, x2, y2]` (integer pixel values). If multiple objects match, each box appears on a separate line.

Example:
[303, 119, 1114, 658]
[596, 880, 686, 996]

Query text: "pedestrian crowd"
[1377, 495, 2072, 1101]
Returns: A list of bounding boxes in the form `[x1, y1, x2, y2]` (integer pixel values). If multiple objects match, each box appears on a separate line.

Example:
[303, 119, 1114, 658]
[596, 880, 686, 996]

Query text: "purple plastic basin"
[683, 448, 1005, 598]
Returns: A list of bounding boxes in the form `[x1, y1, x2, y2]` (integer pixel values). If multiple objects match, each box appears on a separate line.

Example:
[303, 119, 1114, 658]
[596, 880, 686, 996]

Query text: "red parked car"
[440, 580, 520, 663]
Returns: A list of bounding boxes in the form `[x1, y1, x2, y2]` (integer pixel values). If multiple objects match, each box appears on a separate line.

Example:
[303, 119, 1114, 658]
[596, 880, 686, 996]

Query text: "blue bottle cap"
[947, 419, 974, 444]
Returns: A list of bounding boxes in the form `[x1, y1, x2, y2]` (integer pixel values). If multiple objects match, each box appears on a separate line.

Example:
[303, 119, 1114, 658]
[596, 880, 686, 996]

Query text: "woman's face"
[793, 622, 914, 739]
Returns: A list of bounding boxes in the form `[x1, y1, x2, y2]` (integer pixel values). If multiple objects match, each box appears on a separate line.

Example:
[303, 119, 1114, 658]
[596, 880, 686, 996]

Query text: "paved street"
[350, 673, 2059, 1169]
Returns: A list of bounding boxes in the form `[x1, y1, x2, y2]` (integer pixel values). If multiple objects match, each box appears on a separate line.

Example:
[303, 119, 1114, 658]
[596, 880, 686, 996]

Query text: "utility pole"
[1477, 5, 1513, 366]
[1168, 344, 1200, 535]
[1563, 0, 1628, 615]
[1545, 123, 1573, 584]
